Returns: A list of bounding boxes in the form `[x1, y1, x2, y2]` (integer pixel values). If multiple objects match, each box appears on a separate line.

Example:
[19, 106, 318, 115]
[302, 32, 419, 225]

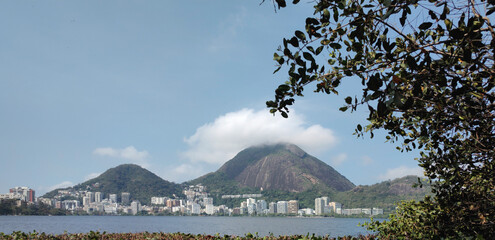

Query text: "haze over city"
[0, 1, 423, 195]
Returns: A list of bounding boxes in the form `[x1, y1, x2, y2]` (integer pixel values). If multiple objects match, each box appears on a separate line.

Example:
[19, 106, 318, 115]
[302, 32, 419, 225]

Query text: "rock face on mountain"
[194, 143, 355, 192]
[43, 164, 182, 205]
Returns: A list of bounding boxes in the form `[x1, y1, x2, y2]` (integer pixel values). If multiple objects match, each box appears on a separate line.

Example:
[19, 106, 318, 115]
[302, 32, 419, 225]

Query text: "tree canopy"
[266, 0, 494, 238]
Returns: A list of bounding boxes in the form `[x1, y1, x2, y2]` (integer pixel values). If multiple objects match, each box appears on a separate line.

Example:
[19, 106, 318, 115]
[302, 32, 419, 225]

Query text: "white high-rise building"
[247, 203, 256, 215]
[246, 198, 256, 205]
[191, 202, 201, 215]
[269, 202, 277, 214]
[329, 202, 342, 213]
[276, 201, 288, 214]
[131, 201, 141, 215]
[86, 192, 95, 203]
[321, 196, 329, 206]
[95, 192, 102, 203]
[109, 194, 117, 203]
[83, 197, 90, 206]
[205, 204, 215, 215]
[256, 200, 267, 214]
[315, 197, 325, 215]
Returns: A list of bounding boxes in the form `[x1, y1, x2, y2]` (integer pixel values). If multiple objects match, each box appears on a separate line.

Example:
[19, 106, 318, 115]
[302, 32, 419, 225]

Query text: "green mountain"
[187, 143, 356, 208]
[188, 143, 430, 210]
[43, 164, 182, 205]
[41, 145, 430, 212]
[333, 175, 432, 212]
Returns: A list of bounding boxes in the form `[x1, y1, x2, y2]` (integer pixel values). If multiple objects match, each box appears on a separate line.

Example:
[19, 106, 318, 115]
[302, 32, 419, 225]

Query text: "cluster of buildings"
[1, 185, 383, 217]
[36, 189, 145, 215]
[0, 187, 36, 204]
[227, 199, 300, 215]
[146, 185, 384, 216]
[314, 197, 383, 216]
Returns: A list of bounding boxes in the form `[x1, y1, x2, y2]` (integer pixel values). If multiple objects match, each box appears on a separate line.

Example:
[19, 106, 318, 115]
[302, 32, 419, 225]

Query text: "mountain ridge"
[43, 164, 182, 205]
[196, 143, 355, 192]
[42, 143, 430, 210]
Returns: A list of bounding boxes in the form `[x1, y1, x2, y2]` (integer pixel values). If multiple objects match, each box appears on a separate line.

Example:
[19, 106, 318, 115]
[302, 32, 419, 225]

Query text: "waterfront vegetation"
[0, 231, 378, 240]
[267, 0, 495, 238]
[0, 200, 68, 216]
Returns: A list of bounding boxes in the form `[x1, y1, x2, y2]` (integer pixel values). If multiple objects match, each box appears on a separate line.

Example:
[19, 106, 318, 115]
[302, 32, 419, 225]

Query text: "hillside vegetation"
[43, 164, 182, 205]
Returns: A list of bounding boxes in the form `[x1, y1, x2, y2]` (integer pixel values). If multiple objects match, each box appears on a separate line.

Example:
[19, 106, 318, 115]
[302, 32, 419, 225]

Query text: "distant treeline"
[0, 199, 67, 216]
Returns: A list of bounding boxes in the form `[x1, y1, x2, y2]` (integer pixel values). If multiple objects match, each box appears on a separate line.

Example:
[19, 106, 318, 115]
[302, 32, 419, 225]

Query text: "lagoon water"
[0, 216, 377, 237]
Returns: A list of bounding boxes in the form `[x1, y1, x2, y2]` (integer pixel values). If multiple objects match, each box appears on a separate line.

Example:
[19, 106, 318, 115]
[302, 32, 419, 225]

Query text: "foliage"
[267, 0, 495, 238]
[333, 176, 431, 212]
[191, 174, 429, 211]
[44, 164, 183, 205]
[189, 144, 354, 199]
[0, 200, 66, 216]
[0, 231, 379, 240]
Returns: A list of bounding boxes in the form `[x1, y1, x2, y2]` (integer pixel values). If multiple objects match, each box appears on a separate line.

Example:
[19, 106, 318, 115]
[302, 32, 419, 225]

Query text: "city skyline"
[1, 184, 383, 217]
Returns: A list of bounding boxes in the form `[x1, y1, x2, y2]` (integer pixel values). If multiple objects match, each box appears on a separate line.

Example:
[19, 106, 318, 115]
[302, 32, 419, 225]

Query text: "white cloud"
[84, 172, 101, 181]
[378, 166, 424, 181]
[330, 153, 347, 166]
[93, 146, 150, 167]
[361, 155, 373, 166]
[183, 108, 338, 165]
[165, 164, 208, 183]
[48, 181, 73, 191]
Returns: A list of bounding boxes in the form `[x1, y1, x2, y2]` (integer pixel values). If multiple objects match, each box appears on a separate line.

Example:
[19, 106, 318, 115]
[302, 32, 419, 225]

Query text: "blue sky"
[0, 1, 423, 195]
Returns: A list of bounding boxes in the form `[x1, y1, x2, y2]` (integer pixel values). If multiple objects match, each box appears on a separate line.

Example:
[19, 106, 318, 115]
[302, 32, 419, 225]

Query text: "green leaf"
[323, 9, 330, 20]
[321, 39, 330, 45]
[281, 111, 288, 118]
[315, 46, 324, 55]
[303, 52, 315, 62]
[289, 37, 299, 47]
[444, 19, 452, 30]
[428, 10, 437, 20]
[418, 22, 433, 30]
[377, 101, 387, 117]
[295, 30, 306, 41]
[330, 43, 342, 49]
[367, 74, 383, 91]
[307, 46, 315, 54]
[345, 96, 352, 104]
[275, 0, 286, 8]
[339, 106, 348, 112]
[306, 17, 319, 25]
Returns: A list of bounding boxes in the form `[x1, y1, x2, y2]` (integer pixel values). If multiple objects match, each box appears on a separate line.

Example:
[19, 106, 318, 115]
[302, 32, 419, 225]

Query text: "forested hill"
[187, 143, 429, 211]
[189, 143, 355, 193]
[333, 175, 431, 211]
[43, 164, 182, 205]
[41, 146, 430, 211]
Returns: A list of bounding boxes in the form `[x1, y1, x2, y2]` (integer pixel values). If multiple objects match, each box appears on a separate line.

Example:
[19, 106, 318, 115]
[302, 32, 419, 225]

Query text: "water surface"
[0, 216, 376, 237]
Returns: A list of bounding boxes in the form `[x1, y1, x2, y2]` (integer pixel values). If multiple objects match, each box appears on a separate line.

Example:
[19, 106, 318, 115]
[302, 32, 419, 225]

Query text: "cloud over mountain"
[378, 166, 424, 181]
[93, 146, 150, 167]
[182, 108, 338, 165]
